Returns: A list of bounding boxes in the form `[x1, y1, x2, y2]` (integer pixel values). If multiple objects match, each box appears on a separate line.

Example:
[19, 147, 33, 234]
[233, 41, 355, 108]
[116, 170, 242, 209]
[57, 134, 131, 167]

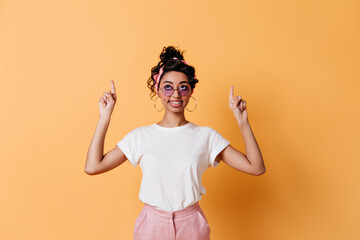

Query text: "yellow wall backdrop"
[1, 0, 359, 239]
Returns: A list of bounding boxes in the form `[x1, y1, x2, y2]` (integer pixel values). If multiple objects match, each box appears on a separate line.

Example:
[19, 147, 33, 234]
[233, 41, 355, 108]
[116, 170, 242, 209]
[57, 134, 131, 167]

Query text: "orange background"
[1, 0, 359, 239]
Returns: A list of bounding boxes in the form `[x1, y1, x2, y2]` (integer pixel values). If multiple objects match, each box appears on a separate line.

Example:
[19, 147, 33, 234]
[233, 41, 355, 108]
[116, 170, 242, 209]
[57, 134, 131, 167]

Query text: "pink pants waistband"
[143, 202, 201, 220]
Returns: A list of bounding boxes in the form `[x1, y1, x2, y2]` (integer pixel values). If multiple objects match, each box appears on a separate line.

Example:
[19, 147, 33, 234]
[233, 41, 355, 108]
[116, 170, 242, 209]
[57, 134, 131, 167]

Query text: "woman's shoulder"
[128, 122, 158, 134]
[188, 122, 218, 133]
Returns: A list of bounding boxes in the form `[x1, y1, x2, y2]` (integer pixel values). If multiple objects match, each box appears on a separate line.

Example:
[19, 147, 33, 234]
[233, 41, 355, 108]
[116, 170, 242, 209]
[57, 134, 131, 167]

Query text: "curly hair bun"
[160, 46, 186, 64]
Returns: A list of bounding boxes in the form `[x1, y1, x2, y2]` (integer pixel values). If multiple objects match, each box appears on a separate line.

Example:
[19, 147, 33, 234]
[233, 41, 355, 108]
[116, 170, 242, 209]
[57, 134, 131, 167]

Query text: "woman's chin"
[167, 108, 184, 113]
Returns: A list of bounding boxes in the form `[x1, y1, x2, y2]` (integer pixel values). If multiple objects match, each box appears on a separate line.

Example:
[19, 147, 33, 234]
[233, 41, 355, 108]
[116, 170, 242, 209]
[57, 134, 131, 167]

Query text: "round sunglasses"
[159, 84, 191, 97]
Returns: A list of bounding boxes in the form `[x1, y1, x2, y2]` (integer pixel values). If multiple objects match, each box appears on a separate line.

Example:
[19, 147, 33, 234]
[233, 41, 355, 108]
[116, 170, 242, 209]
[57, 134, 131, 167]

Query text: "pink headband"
[153, 57, 196, 93]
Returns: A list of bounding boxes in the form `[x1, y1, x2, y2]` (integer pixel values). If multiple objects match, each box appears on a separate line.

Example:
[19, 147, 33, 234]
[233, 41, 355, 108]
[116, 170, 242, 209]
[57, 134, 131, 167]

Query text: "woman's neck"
[157, 112, 189, 128]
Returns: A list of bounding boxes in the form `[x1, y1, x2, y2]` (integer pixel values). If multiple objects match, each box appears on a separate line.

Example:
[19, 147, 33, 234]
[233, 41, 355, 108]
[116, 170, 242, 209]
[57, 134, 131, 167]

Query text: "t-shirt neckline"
[153, 122, 193, 131]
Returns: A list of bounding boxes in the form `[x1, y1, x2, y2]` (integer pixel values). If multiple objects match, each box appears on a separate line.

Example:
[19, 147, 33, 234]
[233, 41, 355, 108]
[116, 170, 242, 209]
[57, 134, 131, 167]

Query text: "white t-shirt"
[116, 121, 230, 211]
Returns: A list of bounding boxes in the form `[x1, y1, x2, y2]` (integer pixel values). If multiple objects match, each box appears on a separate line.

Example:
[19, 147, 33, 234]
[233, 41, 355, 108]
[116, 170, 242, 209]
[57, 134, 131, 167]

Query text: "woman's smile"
[169, 100, 183, 107]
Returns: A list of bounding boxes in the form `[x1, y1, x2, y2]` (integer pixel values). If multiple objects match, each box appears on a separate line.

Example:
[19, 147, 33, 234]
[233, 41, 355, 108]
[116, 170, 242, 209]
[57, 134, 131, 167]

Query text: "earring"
[186, 96, 197, 112]
[154, 96, 164, 112]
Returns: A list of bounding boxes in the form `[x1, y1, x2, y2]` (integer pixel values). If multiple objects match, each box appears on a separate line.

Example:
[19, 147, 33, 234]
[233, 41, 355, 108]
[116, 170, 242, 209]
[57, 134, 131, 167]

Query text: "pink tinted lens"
[179, 86, 190, 96]
[163, 88, 173, 96]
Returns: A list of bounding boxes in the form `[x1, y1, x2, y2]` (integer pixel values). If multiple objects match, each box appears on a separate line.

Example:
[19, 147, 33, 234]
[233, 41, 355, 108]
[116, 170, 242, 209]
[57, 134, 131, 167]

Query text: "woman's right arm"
[84, 80, 128, 175]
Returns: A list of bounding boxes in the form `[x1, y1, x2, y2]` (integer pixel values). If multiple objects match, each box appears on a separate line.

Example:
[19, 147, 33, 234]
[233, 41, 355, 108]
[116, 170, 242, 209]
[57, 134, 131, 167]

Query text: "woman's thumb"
[106, 91, 114, 98]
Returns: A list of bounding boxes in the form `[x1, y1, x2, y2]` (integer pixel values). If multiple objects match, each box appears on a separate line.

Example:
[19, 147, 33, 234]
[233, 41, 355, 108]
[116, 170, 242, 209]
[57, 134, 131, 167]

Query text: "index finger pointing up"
[229, 85, 234, 102]
[110, 80, 116, 95]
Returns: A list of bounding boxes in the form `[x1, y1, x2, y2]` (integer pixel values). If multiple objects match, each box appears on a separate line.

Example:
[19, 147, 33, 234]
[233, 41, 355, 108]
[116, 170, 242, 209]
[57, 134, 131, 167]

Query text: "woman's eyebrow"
[163, 81, 189, 84]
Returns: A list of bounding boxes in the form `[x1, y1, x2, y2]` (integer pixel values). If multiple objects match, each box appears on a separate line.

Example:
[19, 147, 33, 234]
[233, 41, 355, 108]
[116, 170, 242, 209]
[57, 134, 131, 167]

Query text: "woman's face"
[157, 71, 193, 113]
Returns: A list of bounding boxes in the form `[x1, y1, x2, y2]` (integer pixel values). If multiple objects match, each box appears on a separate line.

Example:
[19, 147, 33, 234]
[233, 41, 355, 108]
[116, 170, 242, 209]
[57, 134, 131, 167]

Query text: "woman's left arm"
[217, 85, 266, 176]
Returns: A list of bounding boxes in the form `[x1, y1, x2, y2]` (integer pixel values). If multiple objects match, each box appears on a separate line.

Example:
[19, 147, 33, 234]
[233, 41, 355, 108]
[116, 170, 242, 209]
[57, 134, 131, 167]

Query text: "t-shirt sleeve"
[116, 130, 139, 167]
[208, 128, 230, 168]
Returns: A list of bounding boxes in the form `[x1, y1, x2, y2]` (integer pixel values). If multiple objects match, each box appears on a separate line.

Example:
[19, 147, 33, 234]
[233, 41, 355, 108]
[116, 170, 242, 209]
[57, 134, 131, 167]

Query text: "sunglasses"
[159, 84, 192, 97]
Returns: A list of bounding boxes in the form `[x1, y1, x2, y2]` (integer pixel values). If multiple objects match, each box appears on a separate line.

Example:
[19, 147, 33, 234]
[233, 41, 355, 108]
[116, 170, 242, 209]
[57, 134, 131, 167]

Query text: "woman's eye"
[180, 85, 189, 90]
[164, 85, 172, 90]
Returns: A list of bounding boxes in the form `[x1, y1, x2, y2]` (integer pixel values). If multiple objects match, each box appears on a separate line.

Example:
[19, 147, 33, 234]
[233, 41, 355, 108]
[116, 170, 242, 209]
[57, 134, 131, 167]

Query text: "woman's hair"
[147, 46, 199, 99]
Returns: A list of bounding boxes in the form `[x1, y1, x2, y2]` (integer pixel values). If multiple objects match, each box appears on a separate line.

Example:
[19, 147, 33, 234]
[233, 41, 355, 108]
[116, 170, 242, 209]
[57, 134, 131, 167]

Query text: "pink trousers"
[133, 202, 211, 240]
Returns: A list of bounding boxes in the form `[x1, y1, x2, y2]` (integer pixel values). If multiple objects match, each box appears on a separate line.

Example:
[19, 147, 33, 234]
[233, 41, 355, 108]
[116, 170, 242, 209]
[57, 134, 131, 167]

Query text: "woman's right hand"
[99, 80, 117, 117]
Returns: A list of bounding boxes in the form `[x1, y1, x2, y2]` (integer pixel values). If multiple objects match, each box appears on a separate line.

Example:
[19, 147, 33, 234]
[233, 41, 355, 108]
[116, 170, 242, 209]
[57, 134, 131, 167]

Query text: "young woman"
[85, 46, 265, 240]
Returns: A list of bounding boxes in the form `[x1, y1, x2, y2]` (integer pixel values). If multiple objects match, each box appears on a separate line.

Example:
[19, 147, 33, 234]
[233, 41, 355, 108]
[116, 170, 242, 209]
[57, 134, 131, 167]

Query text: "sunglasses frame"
[158, 84, 192, 97]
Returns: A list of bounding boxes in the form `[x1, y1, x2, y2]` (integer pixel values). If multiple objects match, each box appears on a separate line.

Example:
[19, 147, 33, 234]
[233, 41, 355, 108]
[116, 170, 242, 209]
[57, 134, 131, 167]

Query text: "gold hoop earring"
[154, 96, 164, 112]
[186, 96, 197, 112]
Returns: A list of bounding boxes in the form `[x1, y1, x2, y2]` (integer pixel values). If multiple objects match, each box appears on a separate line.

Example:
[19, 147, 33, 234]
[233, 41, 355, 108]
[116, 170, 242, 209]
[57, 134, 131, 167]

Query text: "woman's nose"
[172, 89, 181, 97]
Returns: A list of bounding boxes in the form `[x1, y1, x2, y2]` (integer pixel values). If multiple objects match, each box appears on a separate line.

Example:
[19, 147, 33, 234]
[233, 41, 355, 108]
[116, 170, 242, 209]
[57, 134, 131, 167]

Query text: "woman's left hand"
[229, 85, 248, 126]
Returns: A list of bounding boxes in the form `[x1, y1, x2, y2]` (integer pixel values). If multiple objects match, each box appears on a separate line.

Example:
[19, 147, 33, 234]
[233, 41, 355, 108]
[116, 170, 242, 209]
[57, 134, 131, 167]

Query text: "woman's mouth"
[169, 100, 183, 108]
